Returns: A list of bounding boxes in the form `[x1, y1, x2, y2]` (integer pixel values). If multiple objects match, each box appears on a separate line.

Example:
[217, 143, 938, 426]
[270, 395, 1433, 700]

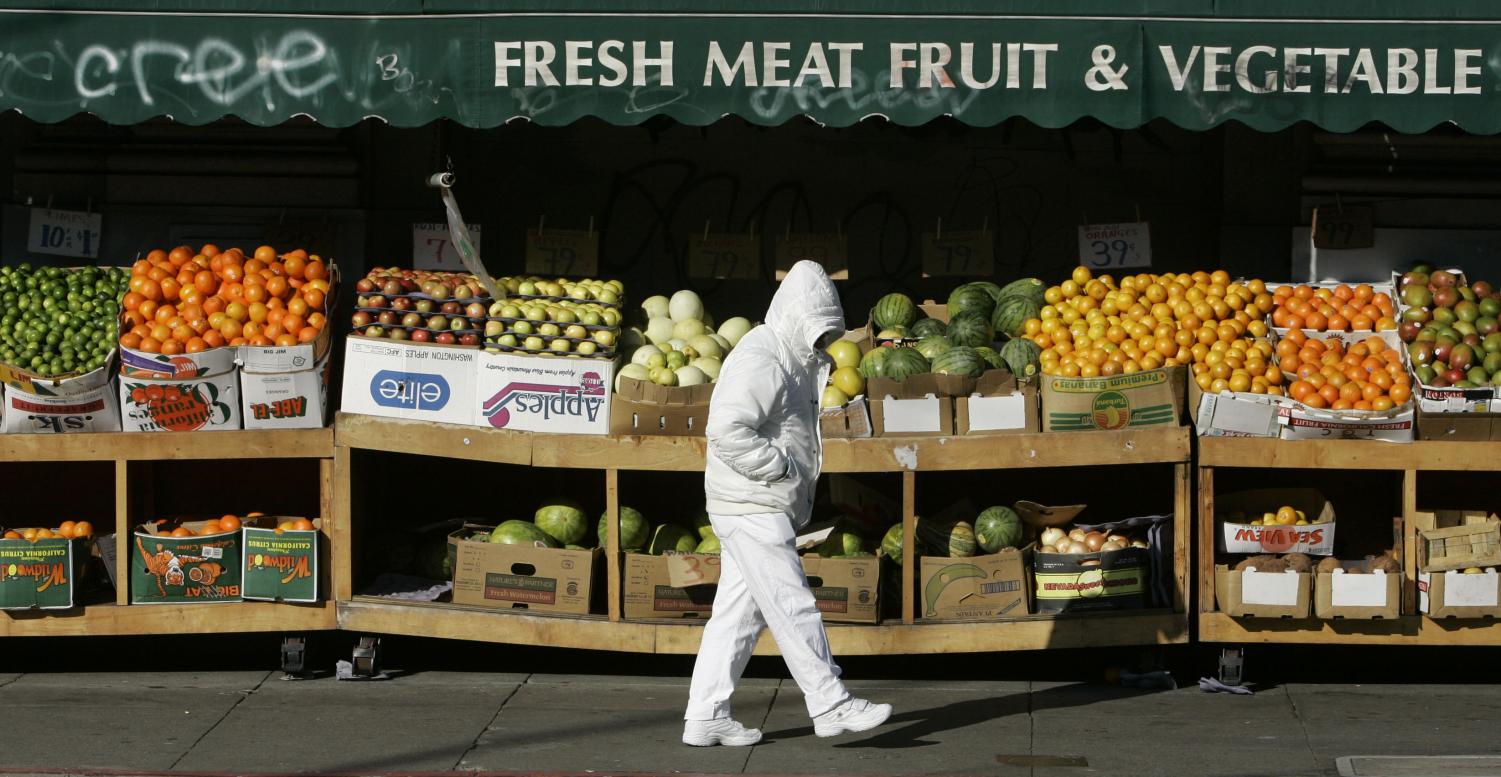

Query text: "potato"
[1317, 557, 1342, 575]
[1282, 553, 1312, 573]
[1367, 555, 1401, 575]
[1234, 555, 1277, 572]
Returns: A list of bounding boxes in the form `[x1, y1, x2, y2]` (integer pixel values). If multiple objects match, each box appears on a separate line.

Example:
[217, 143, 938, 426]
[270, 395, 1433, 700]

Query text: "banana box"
[1040, 366, 1185, 432]
[919, 546, 1031, 620]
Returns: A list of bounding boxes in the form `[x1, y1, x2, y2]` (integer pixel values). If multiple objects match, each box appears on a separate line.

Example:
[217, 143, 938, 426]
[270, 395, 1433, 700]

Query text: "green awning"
[4, 4, 1501, 132]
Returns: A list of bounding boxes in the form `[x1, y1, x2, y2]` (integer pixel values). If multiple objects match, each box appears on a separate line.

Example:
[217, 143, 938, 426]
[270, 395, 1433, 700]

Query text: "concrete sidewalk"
[0, 671, 1495, 776]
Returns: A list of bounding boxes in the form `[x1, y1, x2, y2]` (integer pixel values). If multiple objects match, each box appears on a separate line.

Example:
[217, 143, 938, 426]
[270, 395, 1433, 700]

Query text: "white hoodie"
[704, 261, 846, 527]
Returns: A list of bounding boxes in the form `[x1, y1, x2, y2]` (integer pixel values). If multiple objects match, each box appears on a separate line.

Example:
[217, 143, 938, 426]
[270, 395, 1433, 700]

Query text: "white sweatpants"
[685, 511, 850, 721]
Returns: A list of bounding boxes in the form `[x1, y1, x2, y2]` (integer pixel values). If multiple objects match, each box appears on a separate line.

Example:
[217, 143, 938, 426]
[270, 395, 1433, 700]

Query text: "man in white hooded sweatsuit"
[683, 260, 892, 747]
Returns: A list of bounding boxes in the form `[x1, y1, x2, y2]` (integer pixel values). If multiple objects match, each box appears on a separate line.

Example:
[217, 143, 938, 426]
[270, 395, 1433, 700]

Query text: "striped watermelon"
[992, 295, 1042, 339]
[873, 293, 918, 330]
[956, 280, 1004, 305]
[918, 519, 977, 558]
[931, 346, 985, 377]
[910, 317, 947, 339]
[947, 285, 996, 321]
[883, 347, 930, 381]
[975, 506, 1023, 553]
[974, 346, 1005, 371]
[945, 311, 994, 348]
[881, 523, 904, 565]
[858, 346, 891, 380]
[999, 278, 1046, 306]
[914, 336, 953, 361]
[1000, 338, 1042, 378]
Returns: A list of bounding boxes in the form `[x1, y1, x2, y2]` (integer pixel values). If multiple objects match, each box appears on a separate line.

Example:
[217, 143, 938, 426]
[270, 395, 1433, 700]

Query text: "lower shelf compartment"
[338, 597, 1188, 654]
[2, 600, 336, 637]
[1199, 612, 1501, 645]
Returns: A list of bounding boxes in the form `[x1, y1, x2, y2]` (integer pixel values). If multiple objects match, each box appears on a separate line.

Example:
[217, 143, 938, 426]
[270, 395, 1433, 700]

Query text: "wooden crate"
[1421, 520, 1501, 573]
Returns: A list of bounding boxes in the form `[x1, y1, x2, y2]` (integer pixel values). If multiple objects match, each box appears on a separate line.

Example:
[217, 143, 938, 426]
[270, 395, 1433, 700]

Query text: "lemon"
[826, 340, 862, 369]
[831, 366, 865, 398]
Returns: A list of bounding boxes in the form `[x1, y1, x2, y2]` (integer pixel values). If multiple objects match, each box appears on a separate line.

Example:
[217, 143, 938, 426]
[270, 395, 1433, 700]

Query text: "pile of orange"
[1269, 284, 1398, 333]
[160, 513, 314, 537]
[120, 244, 331, 354]
[1190, 335, 1286, 396]
[2, 521, 95, 541]
[1280, 332, 1412, 411]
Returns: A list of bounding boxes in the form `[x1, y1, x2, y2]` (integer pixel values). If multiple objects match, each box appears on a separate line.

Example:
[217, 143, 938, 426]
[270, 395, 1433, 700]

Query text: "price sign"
[1312, 206, 1375, 250]
[525, 228, 600, 277]
[413, 221, 481, 271]
[667, 553, 721, 588]
[687, 234, 761, 280]
[775, 233, 848, 280]
[1077, 222, 1152, 269]
[28, 208, 101, 259]
[921, 231, 994, 277]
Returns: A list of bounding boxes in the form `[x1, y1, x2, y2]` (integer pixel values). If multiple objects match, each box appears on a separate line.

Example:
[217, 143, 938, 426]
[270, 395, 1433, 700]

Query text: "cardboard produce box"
[341, 336, 479, 426]
[1315, 567, 1400, 619]
[611, 376, 712, 436]
[1214, 488, 1335, 556]
[623, 552, 719, 619]
[1417, 409, 1501, 441]
[1420, 569, 1501, 618]
[1267, 281, 1402, 353]
[0, 534, 90, 610]
[448, 526, 601, 614]
[1418, 515, 1501, 573]
[803, 554, 880, 623]
[241, 519, 321, 603]
[1188, 377, 1286, 438]
[240, 346, 333, 430]
[477, 350, 614, 435]
[118, 346, 240, 432]
[955, 372, 1039, 435]
[1215, 564, 1311, 618]
[819, 395, 873, 439]
[1040, 365, 1184, 432]
[130, 520, 243, 604]
[0, 361, 121, 434]
[868, 373, 957, 436]
[920, 547, 1031, 620]
[1034, 546, 1148, 613]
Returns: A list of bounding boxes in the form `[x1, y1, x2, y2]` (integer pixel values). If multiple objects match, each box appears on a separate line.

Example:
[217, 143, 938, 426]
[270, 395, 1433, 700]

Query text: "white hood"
[765, 261, 846, 365]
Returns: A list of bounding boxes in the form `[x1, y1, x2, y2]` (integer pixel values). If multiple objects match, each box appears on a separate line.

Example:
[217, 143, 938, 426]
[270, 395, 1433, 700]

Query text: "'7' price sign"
[776, 233, 848, 280]
[413, 222, 482, 271]
[525, 228, 600, 277]
[688, 234, 761, 280]
[921, 230, 994, 277]
[28, 208, 102, 259]
[1077, 222, 1152, 269]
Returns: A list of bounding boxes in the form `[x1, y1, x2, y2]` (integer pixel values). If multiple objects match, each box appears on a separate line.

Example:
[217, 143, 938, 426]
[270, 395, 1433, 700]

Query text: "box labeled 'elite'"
[340, 337, 479, 426]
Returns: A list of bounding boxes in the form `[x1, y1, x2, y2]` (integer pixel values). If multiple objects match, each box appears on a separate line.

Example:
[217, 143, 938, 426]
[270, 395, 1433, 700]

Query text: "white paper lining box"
[340, 336, 479, 426]
[1277, 400, 1415, 443]
[476, 350, 614, 435]
[1314, 567, 1400, 619]
[1215, 488, 1335, 556]
[118, 346, 241, 432]
[238, 325, 335, 430]
[1266, 281, 1403, 353]
[0, 361, 121, 434]
[1420, 570, 1501, 618]
[1188, 378, 1286, 438]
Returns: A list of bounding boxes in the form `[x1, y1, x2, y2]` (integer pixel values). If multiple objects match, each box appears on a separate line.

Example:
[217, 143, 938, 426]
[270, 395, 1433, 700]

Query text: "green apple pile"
[496, 275, 622, 305]
[483, 288, 624, 357]
[615, 290, 752, 390]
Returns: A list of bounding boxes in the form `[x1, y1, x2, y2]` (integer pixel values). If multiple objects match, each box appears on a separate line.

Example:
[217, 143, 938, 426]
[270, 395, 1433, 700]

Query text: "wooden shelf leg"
[606, 468, 621, 622]
[1197, 464, 1215, 615]
[331, 446, 353, 603]
[902, 470, 916, 626]
[114, 460, 130, 606]
[1402, 469, 1418, 616]
[1174, 461, 1191, 614]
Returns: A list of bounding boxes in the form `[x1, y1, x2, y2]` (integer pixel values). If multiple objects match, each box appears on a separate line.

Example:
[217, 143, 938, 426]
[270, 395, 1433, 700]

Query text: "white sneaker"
[813, 698, 892, 738]
[683, 717, 763, 747]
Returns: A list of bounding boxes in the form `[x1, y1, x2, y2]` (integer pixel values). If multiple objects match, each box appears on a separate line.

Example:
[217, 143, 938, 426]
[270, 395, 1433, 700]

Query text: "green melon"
[999, 278, 1046, 306]
[956, 280, 1004, 305]
[974, 346, 1005, 371]
[975, 506, 1023, 553]
[694, 535, 721, 554]
[947, 286, 996, 321]
[914, 336, 953, 361]
[858, 346, 891, 380]
[880, 523, 905, 565]
[910, 317, 947, 339]
[818, 530, 865, 558]
[931, 346, 985, 377]
[873, 293, 918, 331]
[945, 311, 994, 348]
[918, 519, 977, 558]
[883, 347, 931, 381]
[488, 520, 561, 548]
[649, 524, 699, 555]
[993, 296, 1042, 339]
[1000, 338, 1042, 378]
[597, 506, 650, 550]
[535, 502, 588, 546]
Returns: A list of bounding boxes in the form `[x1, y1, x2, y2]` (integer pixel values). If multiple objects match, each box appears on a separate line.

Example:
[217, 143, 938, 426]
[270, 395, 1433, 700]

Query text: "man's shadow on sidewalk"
[761, 684, 1165, 749]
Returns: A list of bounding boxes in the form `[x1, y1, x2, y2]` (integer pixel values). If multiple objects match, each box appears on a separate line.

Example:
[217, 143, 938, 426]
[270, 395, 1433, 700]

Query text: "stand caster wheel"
[352, 636, 382, 678]
[280, 634, 308, 677]
[1218, 648, 1245, 686]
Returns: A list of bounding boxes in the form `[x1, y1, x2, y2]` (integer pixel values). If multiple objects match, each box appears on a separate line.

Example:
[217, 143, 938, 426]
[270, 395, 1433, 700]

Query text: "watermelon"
[649, 523, 698, 555]
[818, 530, 865, 558]
[918, 519, 977, 558]
[992, 296, 1042, 339]
[946, 311, 994, 348]
[597, 506, 650, 550]
[974, 346, 1005, 371]
[975, 506, 1023, 553]
[910, 317, 947, 339]
[914, 336, 952, 361]
[1000, 338, 1042, 378]
[956, 280, 1004, 305]
[695, 535, 722, 554]
[858, 346, 891, 380]
[873, 293, 918, 331]
[883, 347, 931, 380]
[880, 523, 905, 564]
[535, 502, 588, 545]
[999, 278, 1046, 306]
[489, 520, 561, 548]
[947, 285, 996, 321]
[931, 346, 985, 378]
[691, 511, 715, 540]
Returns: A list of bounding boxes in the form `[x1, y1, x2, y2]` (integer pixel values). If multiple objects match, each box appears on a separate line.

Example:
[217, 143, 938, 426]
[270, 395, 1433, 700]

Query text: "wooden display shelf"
[338, 598, 1187, 655]
[2, 600, 335, 637]
[336, 412, 1192, 472]
[1198, 436, 1501, 472]
[1199, 612, 1501, 646]
[0, 428, 334, 462]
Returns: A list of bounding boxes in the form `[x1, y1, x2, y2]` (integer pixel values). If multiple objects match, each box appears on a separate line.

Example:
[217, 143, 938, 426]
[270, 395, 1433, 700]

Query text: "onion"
[1040, 527, 1066, 547]
[1079, 558, 1102, 567]
[1108, 534, 1130, 546]
[1130, 539, 1149, 549]
[1068, 528, 1088, 543]
[1066, 541, 1090, 554]
[1101, 540, 1125, 553]
[1084, 532, 1106, 552]
[1053, 541, 1073, 554]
